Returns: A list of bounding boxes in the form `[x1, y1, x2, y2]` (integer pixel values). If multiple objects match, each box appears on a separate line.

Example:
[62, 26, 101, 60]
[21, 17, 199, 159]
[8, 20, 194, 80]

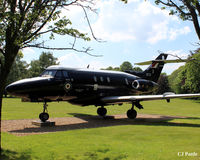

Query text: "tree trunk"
[0, 95, 2, 158]
[0, 74, 7, 157]
[0, 44, 19, 155]
[185, 0, 200, 40]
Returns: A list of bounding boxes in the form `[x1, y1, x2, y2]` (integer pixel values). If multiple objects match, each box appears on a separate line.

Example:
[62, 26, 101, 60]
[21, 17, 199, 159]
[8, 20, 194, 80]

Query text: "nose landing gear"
[39, 102, 49, 122]
[97, 106, 107, 117]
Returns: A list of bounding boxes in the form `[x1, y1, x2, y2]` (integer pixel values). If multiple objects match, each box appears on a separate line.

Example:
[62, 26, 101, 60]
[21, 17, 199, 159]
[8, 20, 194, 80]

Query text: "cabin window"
[94, 76, 97, 82]
[100, 77, 104, 82]
[125, 78, 129, 85]
[41, 70, 57, 77]
[107, 77, 110, 83]
[146, 73, 151, 77]
[55, 71, 63, 78]
[62, 71, 69, 78]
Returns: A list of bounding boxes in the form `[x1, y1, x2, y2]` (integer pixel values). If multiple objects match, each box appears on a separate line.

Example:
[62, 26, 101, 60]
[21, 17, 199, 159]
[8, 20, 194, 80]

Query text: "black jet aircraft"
[6, 54, 200, 122]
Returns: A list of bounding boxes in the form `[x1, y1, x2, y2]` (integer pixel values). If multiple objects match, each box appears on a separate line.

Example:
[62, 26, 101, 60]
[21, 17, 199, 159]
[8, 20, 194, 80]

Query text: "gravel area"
[2, 114, 188, 136]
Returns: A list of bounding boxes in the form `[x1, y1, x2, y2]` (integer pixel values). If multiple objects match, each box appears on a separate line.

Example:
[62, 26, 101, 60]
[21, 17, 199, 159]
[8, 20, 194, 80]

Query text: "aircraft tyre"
[39, 112, 49, 122]
[97, 107, 107, 116]
[127, 109, 137, 119]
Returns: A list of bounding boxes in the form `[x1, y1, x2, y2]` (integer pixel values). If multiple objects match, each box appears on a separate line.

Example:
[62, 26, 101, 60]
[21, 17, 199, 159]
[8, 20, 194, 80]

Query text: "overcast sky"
[22, 0, 199, 74]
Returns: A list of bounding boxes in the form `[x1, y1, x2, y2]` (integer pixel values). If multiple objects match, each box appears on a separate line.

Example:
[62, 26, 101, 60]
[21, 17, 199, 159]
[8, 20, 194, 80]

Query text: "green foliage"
[5, 51, 59, 84]
[28, 61, 41, 78]
[154, 73, 170, 94]
[184, 53, 200, 93]
[104, 66, 121, 71]
[0, 0, 93, 98]
[168, 66, 183, 93]
[155, 0, 195, 21]
[154, 0, 200, 39]
[6, 51, 28, 86]
[0, 1, 91, 46]
[169, 51, 200, 94]
[103, 61, 143, 72]
[169, 66, 188, 93]
[28, 52, 59, 77]
[132, 67, 143, 72]
[120, 61, 133, 71]
[102, 62, 143, 74]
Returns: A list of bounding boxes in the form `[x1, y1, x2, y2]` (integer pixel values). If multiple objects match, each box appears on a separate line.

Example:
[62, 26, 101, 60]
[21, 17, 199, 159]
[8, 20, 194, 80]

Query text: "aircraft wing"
[101, 93, 200, 104]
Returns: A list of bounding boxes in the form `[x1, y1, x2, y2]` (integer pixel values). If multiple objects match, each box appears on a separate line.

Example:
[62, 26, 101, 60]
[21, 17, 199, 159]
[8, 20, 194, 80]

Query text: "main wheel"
[97, 107, 107, 116]
[39, 112, 49, 122]
[126, 109, 137, 119]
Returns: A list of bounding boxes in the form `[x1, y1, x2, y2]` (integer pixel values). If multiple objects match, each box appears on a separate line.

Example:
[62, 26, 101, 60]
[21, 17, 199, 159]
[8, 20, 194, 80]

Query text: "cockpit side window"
[41, 70, 57, 77]
[62, 71, 69, 78]
[55, 70, 63, 78]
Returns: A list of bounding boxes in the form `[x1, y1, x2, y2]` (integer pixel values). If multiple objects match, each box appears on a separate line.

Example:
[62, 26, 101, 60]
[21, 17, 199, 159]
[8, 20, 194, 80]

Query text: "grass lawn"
[2, 98, 200, 160]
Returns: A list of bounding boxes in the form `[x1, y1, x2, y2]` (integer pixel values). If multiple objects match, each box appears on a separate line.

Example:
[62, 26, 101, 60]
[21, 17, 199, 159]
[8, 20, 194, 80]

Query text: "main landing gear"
[97, 106, 107, 117]
[126, 101, 143, 119]
[39, 102, 49, 122]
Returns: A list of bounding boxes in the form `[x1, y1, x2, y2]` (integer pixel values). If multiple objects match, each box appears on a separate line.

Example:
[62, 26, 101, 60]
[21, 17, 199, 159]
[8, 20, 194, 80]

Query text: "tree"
[184, 51, 200, 93]
[103, 66, 114, 70]
[39, 52, 59, 71]
[28, 60, 41, 77]
[6, 51, 28, 86]
[168, 66, 185, 93]
[0, 0, 97, 153]
[168, 50, 200, 93]
[155, 0, 200, 40]
[132, 67, 143, 72]
[120, 61, 133, 71]
[29, 52, 59, 77]
[154, 73, 170, 94]
[174, 66, 188, 93]
[102, 62, 142, 72]
[4, 51, 28, 97]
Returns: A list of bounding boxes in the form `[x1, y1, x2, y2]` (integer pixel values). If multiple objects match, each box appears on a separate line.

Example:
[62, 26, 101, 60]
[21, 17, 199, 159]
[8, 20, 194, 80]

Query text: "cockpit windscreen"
[41, 70, 57, 77]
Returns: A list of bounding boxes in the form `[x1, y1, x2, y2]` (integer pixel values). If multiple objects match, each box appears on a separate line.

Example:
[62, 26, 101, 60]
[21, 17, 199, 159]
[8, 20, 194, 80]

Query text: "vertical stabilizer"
[142, 54, 168, 82]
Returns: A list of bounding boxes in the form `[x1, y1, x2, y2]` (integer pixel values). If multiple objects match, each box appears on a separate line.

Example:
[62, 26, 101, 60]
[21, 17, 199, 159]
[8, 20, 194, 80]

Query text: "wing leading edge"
[101, 93, 200, 104]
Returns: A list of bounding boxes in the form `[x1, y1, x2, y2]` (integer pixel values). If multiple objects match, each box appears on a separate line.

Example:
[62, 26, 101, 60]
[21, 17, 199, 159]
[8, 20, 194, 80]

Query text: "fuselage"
[6, 66, 158, 106]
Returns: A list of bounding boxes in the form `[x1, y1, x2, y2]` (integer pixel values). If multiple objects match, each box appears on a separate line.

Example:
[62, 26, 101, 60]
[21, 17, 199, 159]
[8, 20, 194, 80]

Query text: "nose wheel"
[39, 112, 49, 122]
[97, 106, 107, 117]
[126, 102, 138, 119]
[39, 102, 49, 122]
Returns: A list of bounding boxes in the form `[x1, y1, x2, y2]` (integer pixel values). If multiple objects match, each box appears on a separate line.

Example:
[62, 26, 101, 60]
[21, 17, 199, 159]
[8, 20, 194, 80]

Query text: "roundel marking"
[64, 82, 72, 91]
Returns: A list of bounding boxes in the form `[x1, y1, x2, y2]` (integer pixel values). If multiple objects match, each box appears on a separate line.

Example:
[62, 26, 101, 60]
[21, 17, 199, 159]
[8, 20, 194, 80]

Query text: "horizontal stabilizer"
[135, 59, 188, 65]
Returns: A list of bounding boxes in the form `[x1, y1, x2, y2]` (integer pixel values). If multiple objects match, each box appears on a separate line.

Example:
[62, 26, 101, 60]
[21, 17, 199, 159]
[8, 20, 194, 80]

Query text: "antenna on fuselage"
[87, 64, 90, 69]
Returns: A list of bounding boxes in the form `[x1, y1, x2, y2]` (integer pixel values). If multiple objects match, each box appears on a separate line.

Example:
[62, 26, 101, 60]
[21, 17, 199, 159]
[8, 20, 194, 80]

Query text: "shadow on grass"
[1, 149, 33, 160]
[1, 149, 127, 160]
[8, 113, 200, 135]
[64, 150, 128, 160]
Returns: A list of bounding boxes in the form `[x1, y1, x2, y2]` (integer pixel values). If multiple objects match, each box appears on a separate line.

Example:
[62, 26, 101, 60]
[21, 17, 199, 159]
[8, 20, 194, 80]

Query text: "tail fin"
[125, 53, 187, 82]
[125, 54, 168, 82]
[141, 53, 168, 82]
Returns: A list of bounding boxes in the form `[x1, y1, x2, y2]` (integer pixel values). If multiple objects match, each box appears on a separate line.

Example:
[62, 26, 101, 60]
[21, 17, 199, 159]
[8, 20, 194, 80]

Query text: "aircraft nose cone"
[5, 84, 15, 94]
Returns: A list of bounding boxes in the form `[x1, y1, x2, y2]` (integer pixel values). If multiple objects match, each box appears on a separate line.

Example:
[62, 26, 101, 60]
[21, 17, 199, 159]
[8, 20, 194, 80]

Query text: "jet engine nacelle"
[132, 79, 157, 91]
